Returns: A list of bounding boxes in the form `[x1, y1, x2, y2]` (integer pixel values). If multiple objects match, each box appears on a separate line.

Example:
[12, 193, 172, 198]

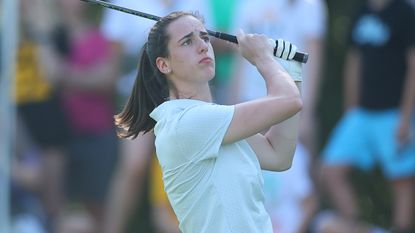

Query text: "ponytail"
[115, 44, 168, 139]
[115, 11, 203, 139]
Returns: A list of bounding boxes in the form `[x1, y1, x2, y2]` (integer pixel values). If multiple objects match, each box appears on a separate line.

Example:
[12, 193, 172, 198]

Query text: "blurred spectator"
[149, 157, 180, 233]
[11, 117, 49, 233]
[50, 0, 120, 231]
[320, 0, 415, 232]
[230, 0, 327, 232]
[14, 0, 70, 231]
[311, 210, 390, 233]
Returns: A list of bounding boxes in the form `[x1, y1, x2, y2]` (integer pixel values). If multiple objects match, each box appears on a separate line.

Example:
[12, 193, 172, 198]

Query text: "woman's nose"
[198, 38, 209, 53]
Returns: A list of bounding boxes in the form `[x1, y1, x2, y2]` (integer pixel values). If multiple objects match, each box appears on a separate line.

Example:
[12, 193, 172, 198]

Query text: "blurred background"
[1, 0, 414, 233]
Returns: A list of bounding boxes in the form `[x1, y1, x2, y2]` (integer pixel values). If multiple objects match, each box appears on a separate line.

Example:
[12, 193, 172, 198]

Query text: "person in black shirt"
[320, 0, 415, 232]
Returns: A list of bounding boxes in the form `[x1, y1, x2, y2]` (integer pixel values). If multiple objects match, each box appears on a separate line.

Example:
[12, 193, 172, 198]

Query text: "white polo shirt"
[150, 99, 273, 233]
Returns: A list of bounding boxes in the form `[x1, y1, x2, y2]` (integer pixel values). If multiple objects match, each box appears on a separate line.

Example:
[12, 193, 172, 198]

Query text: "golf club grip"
[208, 30, 309, 64]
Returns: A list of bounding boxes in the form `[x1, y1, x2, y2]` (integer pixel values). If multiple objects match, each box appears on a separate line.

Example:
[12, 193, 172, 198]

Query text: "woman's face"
[160, 15, 215, 86]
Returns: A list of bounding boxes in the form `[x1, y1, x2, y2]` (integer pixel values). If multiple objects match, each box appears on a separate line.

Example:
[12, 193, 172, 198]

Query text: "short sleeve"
[348, 7, 366, 47]
[175, 104, 234, 162]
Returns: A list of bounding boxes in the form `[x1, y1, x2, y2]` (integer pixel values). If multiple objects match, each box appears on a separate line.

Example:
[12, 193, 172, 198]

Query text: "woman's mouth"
[199, 57, 213, 64]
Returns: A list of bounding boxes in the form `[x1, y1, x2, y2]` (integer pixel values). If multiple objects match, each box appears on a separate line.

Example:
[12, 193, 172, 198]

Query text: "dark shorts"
[18, 97, 71, 148]
[65, 130, 119, 202]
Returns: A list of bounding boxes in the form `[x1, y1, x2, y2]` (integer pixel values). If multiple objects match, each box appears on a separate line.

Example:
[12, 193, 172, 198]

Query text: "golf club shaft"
[80, 0, 308, 63]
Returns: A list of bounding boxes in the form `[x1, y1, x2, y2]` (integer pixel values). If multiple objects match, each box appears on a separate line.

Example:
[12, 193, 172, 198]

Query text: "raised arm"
[248, 61, 302, 171]
[223, 32, 303, 171]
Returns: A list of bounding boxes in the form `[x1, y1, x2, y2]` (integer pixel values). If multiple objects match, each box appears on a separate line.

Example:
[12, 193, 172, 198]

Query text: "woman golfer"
[116, 11, 303, 233]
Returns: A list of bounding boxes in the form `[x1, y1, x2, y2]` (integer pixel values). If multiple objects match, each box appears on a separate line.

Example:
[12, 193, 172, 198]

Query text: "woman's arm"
[343, 48, 361, 111]
[247, 85, 301, 171]
[223, 33, 302, 144]
[223, 32, 303, 171]
[397, 47, 415, 146]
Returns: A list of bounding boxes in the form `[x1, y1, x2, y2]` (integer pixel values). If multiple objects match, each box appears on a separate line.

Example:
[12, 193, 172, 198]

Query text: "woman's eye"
[182, 39, 192, 46]
[203, 36, 210, 42]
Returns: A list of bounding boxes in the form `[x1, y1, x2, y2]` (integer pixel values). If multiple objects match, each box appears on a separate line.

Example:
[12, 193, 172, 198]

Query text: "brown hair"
[115, 11, 203, 139]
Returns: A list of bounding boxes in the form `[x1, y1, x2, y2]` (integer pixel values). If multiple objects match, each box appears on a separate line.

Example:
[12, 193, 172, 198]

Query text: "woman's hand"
[236, 30, 274, 66]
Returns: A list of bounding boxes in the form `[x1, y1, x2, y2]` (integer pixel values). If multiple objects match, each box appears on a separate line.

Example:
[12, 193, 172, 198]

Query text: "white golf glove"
[269, 39, 303, 82]
[278, 58, 303, 82]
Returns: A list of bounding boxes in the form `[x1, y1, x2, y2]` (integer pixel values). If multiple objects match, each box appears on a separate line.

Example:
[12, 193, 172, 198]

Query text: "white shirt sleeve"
[175, 104, 234, 163]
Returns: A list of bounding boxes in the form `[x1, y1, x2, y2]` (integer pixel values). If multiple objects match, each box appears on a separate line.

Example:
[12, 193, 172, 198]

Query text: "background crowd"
[1, 0, 415, 233]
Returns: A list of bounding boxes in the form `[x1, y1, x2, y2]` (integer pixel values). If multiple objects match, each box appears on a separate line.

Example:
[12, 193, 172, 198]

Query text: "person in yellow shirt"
[150, 156, 181, 233]
[14, 1, 70, 231]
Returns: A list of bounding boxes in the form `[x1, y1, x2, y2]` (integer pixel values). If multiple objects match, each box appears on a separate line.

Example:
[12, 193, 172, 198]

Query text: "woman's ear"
[156, 57, 172, 74]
